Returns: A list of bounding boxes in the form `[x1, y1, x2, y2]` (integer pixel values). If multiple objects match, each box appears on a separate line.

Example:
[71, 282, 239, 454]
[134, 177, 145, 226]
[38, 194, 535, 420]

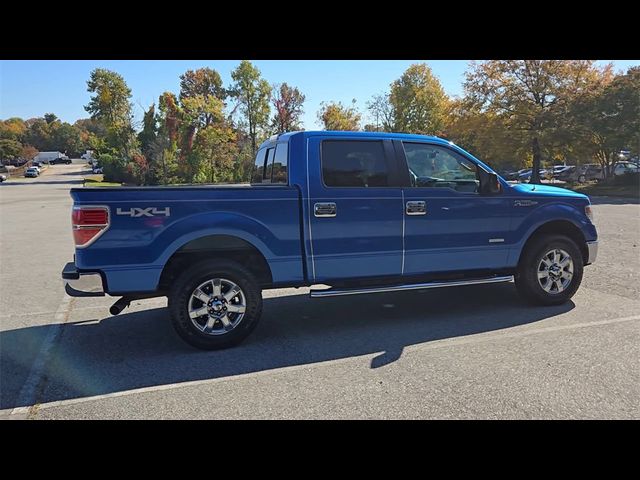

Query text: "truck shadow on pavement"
[0, 283, 574, 409]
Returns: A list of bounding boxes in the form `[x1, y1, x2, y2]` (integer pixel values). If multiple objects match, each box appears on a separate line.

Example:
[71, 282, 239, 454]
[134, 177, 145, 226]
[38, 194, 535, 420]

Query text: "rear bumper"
[586, 241, 598, 265]
[62, 261, 105, 297]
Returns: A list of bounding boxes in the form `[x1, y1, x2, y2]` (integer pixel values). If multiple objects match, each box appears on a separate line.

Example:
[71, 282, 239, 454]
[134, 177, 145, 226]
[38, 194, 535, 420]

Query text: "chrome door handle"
[406, 200, 426, 215]
[314, 202, 337, 217]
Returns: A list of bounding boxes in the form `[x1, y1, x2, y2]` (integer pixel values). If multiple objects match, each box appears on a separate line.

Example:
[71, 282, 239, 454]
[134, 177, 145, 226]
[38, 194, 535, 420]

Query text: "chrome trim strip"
[64, 272, 105, 297]
[586, 241, 598, 265]
[401, 190, 405, 276]
[310, 275, 514, 298]
[306, 139, 316, 281]
[489, 238, 505, 243]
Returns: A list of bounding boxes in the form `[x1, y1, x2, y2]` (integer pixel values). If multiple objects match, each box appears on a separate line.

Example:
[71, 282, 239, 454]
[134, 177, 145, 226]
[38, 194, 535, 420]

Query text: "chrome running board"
[309, 275, 514, 298]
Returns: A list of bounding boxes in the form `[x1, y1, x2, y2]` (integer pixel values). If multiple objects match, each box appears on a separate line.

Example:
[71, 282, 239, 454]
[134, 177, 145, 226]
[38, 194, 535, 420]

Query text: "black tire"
[515, 234, 583, 306]
[168, 259, 263, 350]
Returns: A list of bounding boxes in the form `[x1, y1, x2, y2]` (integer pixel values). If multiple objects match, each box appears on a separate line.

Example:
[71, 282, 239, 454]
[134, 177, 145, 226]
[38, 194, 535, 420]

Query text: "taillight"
[72, 206, 109, 247]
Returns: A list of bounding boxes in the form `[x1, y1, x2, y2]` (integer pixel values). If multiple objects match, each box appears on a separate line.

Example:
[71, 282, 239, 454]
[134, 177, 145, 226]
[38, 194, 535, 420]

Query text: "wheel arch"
[159, 233, 273, 291]
[517, 220, 589, 266]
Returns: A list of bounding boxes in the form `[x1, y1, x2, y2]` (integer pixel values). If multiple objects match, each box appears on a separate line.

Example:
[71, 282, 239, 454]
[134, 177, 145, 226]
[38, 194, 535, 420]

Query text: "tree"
[52, 122, 83, 156]
[85, 68, 136, 157]
[0, 139, 22, 160]
[444, 99, 528, 171]
[138, 104, 158, 154]
[568, 67, 640, 177]
[464, 60, 611, 183]
[270, 83, 305, 133]
[0, 118, 27, 141]
[180, 69, 226, 104]
[366, 93, 395, 132]
[389, 63, 448, 135]
[44, 113, 58, 124]
[147, 92, 182, 185]
[190, 123, 239, 184]
[317, 100, 361, 131]
[24, 118, 53, 151]
[230, 61, 271, 155]
[181, 95, 227, 181]
[85, 69, 133, 129]
[21, 145, 39, 161]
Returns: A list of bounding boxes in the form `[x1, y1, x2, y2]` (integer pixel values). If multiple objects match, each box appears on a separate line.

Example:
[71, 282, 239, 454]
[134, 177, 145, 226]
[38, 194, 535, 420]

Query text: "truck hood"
[510, 183, 588, 200]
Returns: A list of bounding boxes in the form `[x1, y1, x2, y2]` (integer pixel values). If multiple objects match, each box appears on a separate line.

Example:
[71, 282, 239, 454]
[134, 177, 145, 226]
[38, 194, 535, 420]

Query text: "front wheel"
[168, 259, 263, 350]
[515, 234, 583, 306]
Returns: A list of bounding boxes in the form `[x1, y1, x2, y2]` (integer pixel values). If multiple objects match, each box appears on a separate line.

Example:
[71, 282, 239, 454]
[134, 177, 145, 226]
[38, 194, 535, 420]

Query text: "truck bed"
[70, 184, 304, 293]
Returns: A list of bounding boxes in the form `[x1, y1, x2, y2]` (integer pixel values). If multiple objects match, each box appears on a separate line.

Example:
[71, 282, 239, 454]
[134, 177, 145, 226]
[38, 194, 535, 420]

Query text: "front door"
[307, 137, 403, 283]
[399, 141, 512, 275]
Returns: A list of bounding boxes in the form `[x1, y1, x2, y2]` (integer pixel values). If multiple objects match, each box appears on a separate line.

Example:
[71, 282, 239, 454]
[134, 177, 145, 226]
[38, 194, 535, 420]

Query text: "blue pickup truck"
[62, 131, 598, 349]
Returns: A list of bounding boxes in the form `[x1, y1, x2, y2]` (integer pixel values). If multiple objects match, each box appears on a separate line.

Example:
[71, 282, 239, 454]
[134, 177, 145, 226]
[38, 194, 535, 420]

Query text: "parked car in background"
[0, 174, 7, 182]
[50, 157, 72, 165]
[504, 168, 529, 181]
[574, 164, 604, 183]
[92, 165, 103, 174]
[24, 167, 39, 178]
[556, 166, 577, 181]
[30, 164, 42, 173]
[518, 169, 547, 182]
[613, 161, 639, 176]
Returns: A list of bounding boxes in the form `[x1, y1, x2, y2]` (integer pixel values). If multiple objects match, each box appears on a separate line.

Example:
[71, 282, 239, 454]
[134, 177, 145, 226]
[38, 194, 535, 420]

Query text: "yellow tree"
[464, 60, 611, 183]
[389, 63, 449, 135]
[317, 100, 361, 131]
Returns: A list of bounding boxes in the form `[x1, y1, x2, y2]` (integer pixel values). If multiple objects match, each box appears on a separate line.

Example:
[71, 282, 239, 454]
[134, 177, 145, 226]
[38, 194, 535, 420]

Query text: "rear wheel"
[168, 259, 262, 350]
[515, 234, 583, 306]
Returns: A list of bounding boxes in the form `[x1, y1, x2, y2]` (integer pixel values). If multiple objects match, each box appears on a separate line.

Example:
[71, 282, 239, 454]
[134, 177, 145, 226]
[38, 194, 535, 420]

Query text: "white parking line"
[3, 313, 639, 417]
[9, 295, 75, 416]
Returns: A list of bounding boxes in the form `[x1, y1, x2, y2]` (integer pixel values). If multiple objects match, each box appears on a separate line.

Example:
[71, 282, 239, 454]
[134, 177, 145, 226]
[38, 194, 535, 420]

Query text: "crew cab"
[62, 131, 598, 349]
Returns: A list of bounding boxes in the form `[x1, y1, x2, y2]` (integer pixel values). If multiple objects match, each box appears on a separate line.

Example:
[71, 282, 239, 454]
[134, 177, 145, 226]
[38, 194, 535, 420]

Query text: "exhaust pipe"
[109, 297, 131, 316]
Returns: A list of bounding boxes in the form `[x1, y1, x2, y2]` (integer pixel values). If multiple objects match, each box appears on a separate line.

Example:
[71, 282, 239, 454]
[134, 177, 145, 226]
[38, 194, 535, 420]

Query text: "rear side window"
[322, 140, 389, 187]
[271, 143, 288, 184]
[264, 148, 276, 181]
[251, 144, 288, 184]
[251, 147, 268, 183]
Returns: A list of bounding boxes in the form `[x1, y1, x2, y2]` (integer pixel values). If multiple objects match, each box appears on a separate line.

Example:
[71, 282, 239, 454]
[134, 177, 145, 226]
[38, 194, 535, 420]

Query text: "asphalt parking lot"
[1, 162, 638, 419]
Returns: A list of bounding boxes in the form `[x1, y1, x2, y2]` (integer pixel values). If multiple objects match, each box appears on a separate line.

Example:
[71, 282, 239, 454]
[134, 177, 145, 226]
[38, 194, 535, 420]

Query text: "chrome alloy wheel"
[537, 248, 574, 294]
[188, 278, 246, 335]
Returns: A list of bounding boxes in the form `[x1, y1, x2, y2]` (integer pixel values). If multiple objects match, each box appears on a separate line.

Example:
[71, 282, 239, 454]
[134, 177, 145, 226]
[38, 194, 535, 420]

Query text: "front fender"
[508, 201, 595, 266]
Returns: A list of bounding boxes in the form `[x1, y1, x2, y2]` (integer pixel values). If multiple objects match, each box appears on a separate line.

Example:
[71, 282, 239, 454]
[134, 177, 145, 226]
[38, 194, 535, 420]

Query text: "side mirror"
[479, 170, 502, 194]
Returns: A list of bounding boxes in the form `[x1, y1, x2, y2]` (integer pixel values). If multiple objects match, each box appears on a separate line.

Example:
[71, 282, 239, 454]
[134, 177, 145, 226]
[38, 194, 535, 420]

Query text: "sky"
[1, 60, 639, 130]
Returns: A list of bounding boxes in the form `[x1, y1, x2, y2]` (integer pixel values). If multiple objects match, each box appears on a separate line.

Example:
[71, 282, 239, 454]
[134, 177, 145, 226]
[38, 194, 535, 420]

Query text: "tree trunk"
[531, 137, 542, 184]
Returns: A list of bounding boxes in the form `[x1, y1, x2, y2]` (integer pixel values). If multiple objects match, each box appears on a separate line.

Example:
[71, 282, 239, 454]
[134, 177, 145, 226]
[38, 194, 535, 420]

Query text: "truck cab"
[63, 131, 598, 350]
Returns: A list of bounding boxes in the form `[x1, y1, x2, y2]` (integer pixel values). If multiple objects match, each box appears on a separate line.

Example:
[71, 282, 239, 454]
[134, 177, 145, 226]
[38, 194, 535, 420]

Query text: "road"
[1, 162, 639, 419]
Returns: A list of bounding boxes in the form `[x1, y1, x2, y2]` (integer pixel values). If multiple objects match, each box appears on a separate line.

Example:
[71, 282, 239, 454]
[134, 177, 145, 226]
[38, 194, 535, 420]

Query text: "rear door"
[306, 136, 403, 283]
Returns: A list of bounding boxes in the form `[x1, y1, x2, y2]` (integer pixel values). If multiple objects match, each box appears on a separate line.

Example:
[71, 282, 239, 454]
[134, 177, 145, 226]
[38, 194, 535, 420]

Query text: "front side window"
[403, 143, 479, 193]
[322, 140, 389, 187]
